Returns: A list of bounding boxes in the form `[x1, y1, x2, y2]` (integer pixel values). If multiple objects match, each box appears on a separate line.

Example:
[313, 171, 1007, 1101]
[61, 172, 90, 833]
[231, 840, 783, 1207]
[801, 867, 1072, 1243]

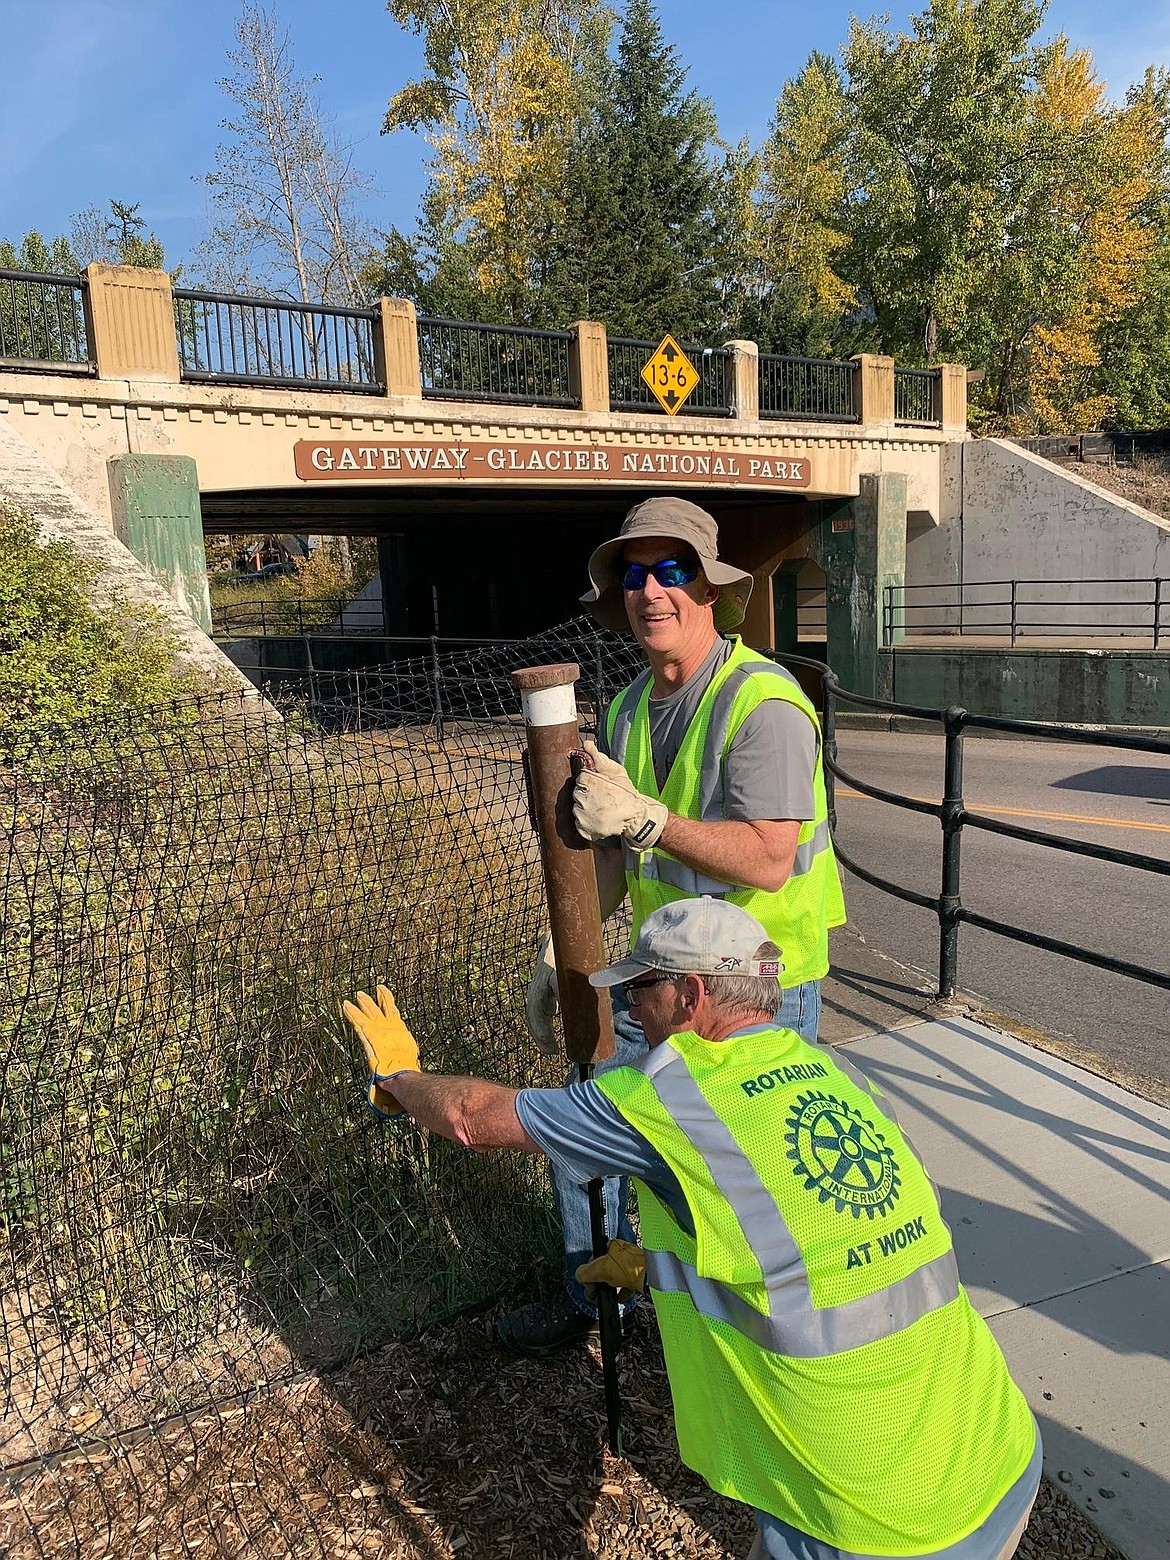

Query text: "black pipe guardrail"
[884, 577, 1170, 648]
[417, 316, 577, 407]
[768, 650, 1170, 1000]
[174, 288, 382, 392]
[0, 268, 92, 372]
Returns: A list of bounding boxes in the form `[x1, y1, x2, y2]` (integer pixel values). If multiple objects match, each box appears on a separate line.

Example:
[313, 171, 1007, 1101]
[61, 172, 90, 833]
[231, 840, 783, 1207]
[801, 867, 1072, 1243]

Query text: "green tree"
[550, 0, 733, 340]
[1094, 69, 1170, 429]
[380, 0, 609, 324]
[744, 52, 856, 355]
[69, 200, 169, 270]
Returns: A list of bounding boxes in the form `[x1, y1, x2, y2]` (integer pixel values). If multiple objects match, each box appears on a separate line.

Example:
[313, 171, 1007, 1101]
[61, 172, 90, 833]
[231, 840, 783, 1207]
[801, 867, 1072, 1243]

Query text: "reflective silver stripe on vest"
[628, 849, 736, 896]
[625, 817, 832, 891]
[638, 1044, 959, 1358]
[697, 659, 821, 819]
[645, 1247, 960, 1358]
[608, 670, 653, 766]
[790, 818, 832, 879]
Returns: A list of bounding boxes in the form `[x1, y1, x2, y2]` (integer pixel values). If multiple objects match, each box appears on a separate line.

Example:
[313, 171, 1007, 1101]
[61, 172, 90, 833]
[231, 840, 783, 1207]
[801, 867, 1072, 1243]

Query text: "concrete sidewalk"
[821, 937, 1169, 1560]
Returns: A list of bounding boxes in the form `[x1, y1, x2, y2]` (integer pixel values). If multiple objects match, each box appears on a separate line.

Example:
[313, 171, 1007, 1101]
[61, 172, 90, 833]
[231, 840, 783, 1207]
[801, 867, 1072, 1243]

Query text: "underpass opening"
[200, 482, 826, 650]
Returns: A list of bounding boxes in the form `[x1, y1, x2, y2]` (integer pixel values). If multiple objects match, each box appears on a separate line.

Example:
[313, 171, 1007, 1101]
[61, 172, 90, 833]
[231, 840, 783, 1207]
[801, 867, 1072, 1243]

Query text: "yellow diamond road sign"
[641, 334, 700, 416]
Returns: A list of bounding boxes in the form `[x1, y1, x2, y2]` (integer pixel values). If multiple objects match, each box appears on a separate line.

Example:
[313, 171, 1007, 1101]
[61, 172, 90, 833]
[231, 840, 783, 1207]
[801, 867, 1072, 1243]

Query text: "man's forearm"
[386, 1072, 542, 1154]
[657, 814, 800, 893]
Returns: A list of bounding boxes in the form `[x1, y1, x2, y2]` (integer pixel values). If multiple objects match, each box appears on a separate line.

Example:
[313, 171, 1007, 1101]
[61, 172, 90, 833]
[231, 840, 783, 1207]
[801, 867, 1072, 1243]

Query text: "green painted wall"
[109, 455, 211, 632]
[810, 474, 907, 700]
[890, 648, 1170, 727]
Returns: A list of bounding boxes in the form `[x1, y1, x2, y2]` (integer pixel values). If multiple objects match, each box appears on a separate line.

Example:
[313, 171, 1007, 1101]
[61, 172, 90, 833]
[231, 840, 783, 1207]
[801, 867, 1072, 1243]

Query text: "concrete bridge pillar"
[108, 454, 211, 631]
[851, 354, 895, 428]
[812, 473, 907, 701]
[569, 321, 609, 413]
[724, 340, 759, 420]
[83, 264, 180, 382]
[375, 298, 423, 399]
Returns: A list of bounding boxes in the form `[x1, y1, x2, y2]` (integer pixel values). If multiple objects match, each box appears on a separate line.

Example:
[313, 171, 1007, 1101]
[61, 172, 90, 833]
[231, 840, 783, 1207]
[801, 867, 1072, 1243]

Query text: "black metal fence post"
[822, 672, 839, 830]
[430, 635, 445, 743]
[1009, 581, 1018, 646]
[1155, 578, 1164, 650]
[938, 706, 967, 997]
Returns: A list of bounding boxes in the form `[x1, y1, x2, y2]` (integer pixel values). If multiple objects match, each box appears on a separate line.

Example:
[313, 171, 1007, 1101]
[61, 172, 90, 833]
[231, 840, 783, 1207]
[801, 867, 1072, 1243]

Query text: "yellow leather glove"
[575, 1238, 647, 1300]
[572, 742, 668, 851]
[524, 931, 561, 1057]
[341, 985, 420, 1119]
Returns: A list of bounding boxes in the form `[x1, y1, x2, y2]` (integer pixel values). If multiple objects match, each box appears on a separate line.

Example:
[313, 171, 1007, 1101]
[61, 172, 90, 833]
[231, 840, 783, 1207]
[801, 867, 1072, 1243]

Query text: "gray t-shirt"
[600, 636, 816, 822]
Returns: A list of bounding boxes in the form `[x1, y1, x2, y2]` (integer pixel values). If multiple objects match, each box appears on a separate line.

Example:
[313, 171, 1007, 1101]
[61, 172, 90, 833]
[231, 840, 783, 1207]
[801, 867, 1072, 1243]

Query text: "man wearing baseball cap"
[343, 898, 1040, 1560]
[504, 495, 846, 1356]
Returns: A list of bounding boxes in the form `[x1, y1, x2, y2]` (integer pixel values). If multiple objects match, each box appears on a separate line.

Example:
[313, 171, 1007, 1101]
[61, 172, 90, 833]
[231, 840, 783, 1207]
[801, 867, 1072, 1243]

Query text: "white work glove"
[573, 741, 668, 851]
[524, 931, 561, 1057]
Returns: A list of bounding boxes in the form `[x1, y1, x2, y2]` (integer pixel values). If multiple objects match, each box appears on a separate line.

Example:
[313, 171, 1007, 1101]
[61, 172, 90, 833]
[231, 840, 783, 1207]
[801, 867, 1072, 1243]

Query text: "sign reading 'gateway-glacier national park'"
[294, 439, 812, 489]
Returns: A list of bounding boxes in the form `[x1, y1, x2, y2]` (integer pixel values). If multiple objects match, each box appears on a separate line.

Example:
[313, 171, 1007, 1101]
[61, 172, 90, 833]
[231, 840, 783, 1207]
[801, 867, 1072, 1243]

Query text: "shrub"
[0, 505, 203, 743]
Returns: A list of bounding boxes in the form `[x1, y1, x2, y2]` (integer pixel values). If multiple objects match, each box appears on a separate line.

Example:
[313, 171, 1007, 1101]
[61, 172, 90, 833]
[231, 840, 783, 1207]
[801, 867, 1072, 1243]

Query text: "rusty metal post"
[511, 662, 615, 1065]
[512, 661, 622, 1455]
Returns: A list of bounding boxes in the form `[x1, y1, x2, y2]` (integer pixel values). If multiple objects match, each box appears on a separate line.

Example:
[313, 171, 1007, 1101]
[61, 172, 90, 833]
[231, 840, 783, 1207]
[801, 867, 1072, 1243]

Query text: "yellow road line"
[835, 788, 1170, 835]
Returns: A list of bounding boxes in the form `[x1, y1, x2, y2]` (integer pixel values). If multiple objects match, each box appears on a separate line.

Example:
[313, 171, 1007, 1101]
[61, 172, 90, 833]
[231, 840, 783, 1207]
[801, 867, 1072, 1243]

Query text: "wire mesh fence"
[0, 619, 646, 1557]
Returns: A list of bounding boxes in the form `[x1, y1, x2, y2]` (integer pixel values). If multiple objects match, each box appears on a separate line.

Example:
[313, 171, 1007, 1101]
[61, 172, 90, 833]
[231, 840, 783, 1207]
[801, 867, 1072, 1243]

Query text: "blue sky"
[1, 0, 1167, 273]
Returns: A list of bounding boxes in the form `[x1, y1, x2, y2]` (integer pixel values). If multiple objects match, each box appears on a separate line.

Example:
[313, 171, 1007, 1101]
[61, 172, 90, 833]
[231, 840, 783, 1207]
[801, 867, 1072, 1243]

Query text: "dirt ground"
[1, 1301, 1123, 1560]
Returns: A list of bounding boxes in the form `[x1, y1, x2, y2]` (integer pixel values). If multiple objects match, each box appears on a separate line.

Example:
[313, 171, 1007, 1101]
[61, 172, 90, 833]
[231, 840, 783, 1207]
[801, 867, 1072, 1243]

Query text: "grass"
[1, 698, 562, 1445]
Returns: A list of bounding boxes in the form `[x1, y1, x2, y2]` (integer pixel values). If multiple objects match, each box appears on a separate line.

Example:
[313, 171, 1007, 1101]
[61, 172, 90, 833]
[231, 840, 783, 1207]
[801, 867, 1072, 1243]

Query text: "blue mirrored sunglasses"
[621, 558, 700, 592]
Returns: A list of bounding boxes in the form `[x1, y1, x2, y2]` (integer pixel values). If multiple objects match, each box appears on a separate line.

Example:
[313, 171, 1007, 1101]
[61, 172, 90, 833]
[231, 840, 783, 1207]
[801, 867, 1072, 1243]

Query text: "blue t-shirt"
[515, 1078, 695, 1236]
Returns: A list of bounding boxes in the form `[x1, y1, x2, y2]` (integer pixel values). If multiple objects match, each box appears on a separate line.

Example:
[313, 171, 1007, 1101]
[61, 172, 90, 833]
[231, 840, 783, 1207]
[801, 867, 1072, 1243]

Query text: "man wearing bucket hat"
[502, 495, 846, 1357]
[342, 898, 1041, 1560]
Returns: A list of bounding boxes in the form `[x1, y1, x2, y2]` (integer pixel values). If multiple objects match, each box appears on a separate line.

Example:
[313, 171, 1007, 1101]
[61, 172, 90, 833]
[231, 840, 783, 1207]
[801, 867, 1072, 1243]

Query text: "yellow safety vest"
[605, 638, 845, 986]
[597, 1026, 1036, 1554]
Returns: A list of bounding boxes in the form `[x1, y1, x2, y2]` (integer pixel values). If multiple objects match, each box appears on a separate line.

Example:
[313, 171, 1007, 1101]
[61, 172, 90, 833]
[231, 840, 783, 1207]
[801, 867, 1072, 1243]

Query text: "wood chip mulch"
[0, 1304, 1127, 1560]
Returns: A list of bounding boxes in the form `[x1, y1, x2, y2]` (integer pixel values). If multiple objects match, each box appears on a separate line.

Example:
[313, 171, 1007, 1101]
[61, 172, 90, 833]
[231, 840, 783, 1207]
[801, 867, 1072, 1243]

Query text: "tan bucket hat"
[581, 496, 754, 633]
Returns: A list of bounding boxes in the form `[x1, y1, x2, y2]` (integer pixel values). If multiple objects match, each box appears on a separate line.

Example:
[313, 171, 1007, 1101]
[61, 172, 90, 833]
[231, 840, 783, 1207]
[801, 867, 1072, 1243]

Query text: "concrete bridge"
[0, 263, 971, 690]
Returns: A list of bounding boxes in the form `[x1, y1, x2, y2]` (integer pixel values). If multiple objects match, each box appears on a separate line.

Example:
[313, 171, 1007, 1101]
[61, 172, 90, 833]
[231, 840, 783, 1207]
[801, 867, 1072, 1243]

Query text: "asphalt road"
[830, 728, 1170, 1094]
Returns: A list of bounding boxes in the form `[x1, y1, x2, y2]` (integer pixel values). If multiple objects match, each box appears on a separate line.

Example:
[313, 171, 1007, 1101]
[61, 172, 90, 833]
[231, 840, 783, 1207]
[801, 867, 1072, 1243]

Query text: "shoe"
[499, 1289, 633, 1358]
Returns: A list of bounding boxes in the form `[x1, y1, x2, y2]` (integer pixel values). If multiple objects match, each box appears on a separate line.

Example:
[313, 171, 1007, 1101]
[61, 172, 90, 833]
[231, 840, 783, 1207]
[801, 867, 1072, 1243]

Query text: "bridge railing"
[760, 353, 858, 423]
[884, 577, 1170, 647]
[607, 336, 732, 415]
[416, 316, 577, 408]
[894, 366, 942, 426]
[0, 268, 92, 373]
[0, 264, 968, 431]
[173, 289, 382, 392]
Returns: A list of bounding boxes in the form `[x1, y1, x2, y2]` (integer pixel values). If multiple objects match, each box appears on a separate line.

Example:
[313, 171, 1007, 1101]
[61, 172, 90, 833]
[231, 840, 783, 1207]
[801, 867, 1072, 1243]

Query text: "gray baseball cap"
[580, 496, 754, 633]
[589, 897, 783, 988]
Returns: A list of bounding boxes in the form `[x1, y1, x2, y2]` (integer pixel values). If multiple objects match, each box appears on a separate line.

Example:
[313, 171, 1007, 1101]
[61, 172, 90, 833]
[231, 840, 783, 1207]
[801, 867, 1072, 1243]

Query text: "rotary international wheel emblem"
[785, 1091, 901, 1218]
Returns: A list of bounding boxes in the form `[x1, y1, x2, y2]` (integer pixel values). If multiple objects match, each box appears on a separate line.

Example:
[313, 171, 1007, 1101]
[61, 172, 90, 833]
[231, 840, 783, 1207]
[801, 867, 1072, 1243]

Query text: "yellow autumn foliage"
[1027, 42, 1160, 431]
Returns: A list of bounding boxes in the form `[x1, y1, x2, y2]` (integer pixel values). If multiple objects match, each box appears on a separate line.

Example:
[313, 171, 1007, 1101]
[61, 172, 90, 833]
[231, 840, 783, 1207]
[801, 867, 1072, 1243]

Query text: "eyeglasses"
[621, 973, 678, 1003]
[621, 558, 700, 592]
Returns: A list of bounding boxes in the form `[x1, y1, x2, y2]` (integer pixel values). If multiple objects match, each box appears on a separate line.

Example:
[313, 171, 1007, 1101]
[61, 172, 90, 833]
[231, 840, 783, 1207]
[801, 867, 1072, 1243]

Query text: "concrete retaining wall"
[906, 438, 1170, 635]
[889, 646, 1170, 728]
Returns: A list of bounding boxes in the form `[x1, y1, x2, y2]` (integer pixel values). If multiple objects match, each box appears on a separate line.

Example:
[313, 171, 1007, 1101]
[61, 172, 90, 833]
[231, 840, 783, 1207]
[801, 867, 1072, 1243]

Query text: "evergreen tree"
[552, 0, 731, 341]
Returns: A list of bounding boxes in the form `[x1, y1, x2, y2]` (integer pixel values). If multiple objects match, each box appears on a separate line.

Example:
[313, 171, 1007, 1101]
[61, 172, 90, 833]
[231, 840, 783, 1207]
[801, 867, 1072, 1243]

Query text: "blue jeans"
[556, 979, 823, 1317]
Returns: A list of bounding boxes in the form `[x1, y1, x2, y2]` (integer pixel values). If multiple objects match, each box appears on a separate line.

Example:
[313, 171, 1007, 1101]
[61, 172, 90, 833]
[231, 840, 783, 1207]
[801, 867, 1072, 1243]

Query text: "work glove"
[341, 985, 420, 1119]
[572, 742, 668, 851]
[524, 931, 561, 1058]
[576, 1239, 647, 1300]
